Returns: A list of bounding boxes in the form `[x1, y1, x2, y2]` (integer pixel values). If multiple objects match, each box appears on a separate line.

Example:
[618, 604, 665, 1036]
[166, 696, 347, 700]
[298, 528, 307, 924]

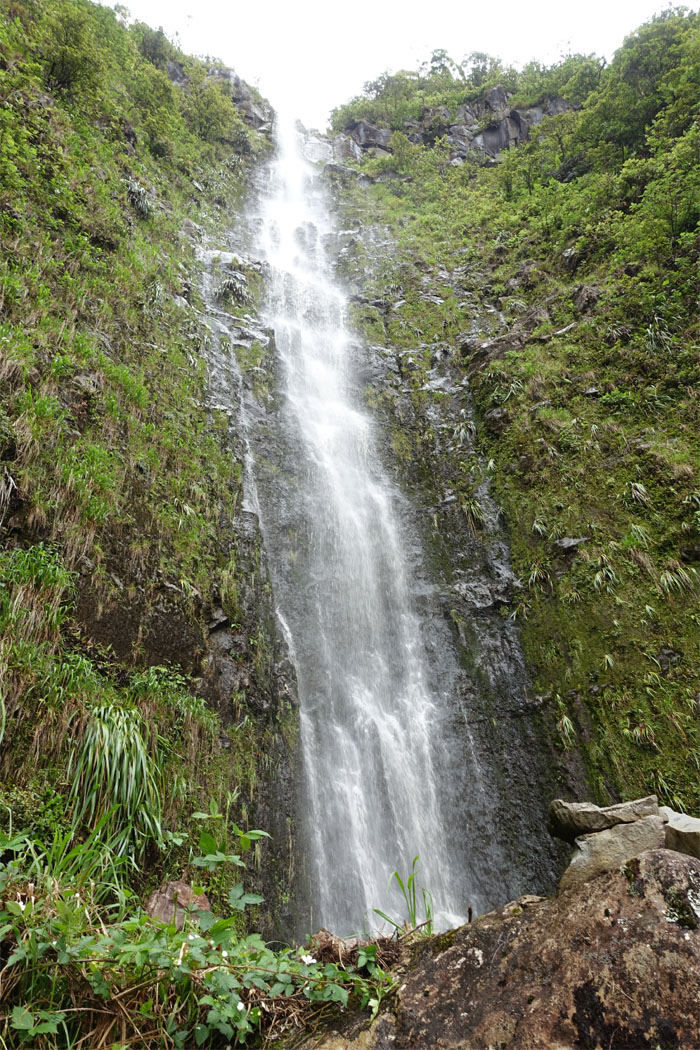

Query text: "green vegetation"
[0, 0, 277, 853]
[0, 821, 393, 1048]
[330, 7, 700, 810]
[373, 856, 434, 936]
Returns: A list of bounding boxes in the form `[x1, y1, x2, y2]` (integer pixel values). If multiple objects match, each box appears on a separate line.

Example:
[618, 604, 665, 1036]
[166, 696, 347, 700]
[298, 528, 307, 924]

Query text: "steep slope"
[0, 0, 300, 932]
[323, 8, 700, 812]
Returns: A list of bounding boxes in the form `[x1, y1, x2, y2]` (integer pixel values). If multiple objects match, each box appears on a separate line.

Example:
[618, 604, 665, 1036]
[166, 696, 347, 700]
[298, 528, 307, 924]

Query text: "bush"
[42, 0, 102, 95]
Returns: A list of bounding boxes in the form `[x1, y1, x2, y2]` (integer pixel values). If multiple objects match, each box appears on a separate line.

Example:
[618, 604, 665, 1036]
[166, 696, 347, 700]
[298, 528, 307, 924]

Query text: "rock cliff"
[334, 86, 570, 165]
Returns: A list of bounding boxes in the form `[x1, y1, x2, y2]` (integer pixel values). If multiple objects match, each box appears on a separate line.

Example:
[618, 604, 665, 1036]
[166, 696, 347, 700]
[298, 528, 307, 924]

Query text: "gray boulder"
[548, 794, 659, 843]
[345, 119, 392, 152]
[559, 815, 666, 891]
[661, 806, 700, 859]
[292, 850, 700, 1050]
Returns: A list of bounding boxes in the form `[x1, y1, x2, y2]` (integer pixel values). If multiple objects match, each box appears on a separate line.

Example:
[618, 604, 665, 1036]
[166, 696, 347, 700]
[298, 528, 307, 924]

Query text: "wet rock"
[484, 406, 508, 433]
[661, 806, 700, 859]
[294, 849, 700, 1050]
[73, 372, 103, 395]
[559, 815, 666, 891]
[548, 794, 659, 842]
[303, 133, 333, 164]
[146, 880, 210, 929]
[207, 605, 229, 632]
[562, 246, 581, 272]
[181, 218, 203, 241]
[238, 98, 268, 128]
[325, 162, 372, 184]
[573, 283, 599, 314]
[333, 134, 363, 162]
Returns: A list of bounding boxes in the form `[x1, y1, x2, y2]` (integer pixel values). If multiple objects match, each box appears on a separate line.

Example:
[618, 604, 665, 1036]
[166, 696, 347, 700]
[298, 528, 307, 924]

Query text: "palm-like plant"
[68, 703, 163, 858]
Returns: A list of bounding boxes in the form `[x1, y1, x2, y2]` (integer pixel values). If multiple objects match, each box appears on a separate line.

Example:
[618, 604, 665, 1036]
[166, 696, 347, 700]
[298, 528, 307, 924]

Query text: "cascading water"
[245, 116, 488, 935]
[214, 111, 563, 940]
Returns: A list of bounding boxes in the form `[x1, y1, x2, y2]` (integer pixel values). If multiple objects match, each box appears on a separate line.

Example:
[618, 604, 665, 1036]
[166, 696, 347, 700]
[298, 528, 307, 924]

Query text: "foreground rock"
[662, 805, 700, 859]
[295, 850, 700, 1050]
[559, 814, 666, 891]
[548, 794, 659, 842]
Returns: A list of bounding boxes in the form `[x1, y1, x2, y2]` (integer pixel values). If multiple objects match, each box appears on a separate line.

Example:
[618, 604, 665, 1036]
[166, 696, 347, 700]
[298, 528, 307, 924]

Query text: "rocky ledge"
[332, 86, 570, 166]
[294, 797, 700, 1049]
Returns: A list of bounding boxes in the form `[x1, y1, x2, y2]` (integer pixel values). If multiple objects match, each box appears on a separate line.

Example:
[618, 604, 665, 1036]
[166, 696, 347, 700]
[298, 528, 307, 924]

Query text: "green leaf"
[12, 1006, 34, 1031]
[194, 1023, 209, 1046]
[199, 830, 218, 855]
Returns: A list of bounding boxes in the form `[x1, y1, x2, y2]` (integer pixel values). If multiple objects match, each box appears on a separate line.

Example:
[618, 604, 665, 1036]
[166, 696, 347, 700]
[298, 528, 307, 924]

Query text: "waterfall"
[244, 116, 484, 935]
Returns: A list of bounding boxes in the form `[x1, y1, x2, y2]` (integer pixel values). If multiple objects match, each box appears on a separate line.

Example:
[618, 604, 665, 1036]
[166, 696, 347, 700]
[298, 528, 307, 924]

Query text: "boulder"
[146, 880, 210, 929]
[483, 84, 510, 117]
[661, 806, 700, 859]
[345, 119, 393, 152]
[559, 815, 666, 891]
[548, 794, 659, 842]
[553, 536, 589, 552]
[292, 849, 700, 1050]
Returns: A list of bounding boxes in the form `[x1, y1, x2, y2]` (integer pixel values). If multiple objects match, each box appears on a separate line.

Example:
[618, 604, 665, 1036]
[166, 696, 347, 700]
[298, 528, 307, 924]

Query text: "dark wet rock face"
[321, 219, 569, 913]
[296, 849, 700, 1050]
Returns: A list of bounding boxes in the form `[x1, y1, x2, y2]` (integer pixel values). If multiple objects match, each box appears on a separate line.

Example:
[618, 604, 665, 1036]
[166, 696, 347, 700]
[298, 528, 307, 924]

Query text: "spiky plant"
[68, 703, 163, 858]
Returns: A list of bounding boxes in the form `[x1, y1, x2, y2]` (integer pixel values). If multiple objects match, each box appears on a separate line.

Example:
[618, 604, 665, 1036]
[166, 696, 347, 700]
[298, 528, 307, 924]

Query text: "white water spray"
[250, 116, 477, 934]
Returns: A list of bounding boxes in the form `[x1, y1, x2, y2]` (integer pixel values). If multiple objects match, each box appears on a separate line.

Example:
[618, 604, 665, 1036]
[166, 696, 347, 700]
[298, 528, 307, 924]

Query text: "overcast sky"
[112, 0, 696, 128]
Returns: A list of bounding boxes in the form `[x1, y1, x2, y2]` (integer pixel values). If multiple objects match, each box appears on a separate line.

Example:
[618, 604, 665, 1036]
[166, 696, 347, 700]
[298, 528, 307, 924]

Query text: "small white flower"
[188, 933, 195, 940]
[301, 954, 316, 965]
[237, 1002, 245, 1012]
[222, 950, 228, 957]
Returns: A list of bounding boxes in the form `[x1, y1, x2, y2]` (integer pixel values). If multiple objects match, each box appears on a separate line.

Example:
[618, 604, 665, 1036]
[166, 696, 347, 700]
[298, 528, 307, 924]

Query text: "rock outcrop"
[146, 880, 210, 929]
[338, 87, 571, 165]
[548, 794, 660, 842]
[558, 813, 666, 891]
[294, 849, 700, 1049]
[549, 795, 700, 890]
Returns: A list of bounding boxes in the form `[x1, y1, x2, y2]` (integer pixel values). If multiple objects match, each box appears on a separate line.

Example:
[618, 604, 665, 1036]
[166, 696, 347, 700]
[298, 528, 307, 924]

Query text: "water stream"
[247, 118, 487, 934]
[200, 115, 560, 939]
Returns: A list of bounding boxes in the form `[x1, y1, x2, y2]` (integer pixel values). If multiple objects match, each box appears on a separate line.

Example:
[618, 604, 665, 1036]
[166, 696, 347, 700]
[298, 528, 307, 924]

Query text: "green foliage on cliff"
[0, 1, 370, 1043]
[0, 0, 287, 954]
[331, 7, 700, 810]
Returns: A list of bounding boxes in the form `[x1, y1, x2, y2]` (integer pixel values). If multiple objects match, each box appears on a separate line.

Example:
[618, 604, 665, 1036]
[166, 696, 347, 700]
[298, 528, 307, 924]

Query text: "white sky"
[113, 0, 696, 128]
